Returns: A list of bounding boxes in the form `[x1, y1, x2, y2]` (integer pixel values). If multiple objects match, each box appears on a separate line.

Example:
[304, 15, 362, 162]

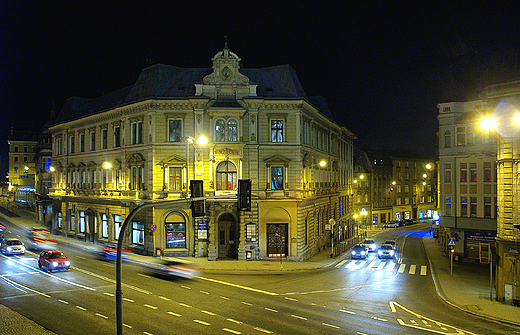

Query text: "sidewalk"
[1, 205, 519, 329]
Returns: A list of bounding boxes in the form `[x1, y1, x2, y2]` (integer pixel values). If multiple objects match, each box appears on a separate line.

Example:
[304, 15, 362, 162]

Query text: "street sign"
[448, 238, 456, 246]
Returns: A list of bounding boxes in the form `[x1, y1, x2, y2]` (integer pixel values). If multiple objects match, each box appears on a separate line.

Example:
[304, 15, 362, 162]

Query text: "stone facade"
[46, 46, 356, 261]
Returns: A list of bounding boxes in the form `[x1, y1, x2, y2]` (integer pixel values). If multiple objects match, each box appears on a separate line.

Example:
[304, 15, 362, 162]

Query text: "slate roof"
[54, 63, 334, 124]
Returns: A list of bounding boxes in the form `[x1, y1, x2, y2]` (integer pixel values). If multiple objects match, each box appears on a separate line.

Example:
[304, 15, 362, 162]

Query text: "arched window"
[216, 161, 237, 190]
[215, 119, 238, 142]
[444, 130, 451, 148]
[165, 212, 186, 248]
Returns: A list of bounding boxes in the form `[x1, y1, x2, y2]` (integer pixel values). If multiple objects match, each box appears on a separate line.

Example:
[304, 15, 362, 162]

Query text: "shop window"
[79, 211, 86, 233]
[165, 222, 186, 248]
[114, 214, 122, 240]
[132, 221, 144, 245]
[102, 213, 109, 238]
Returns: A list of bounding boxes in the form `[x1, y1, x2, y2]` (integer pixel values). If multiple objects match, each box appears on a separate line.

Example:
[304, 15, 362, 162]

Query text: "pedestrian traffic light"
[237, 179, 251, 211]
[189, 180, 205, 217]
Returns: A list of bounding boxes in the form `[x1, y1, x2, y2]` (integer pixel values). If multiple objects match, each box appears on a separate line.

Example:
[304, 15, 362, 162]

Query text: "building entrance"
[267, 223, 287, 257]
[218, 213, 238, 259]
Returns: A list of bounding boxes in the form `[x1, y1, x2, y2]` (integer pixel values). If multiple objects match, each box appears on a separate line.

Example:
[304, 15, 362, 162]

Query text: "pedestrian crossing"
[335, 259, 428, 276]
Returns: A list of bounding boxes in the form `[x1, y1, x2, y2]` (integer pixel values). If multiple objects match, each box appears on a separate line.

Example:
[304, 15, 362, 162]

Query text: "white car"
[1, 238, 25, 255]
[362, 239, 378, 252]
[144, 258, 201, 279]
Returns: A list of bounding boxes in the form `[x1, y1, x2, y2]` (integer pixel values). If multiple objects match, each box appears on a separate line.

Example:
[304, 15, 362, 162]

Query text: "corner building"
[48, 46, 355, 261]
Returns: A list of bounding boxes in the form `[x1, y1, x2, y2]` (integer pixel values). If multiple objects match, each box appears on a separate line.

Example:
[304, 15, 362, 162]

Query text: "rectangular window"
[14, 157, 18, 163]
[470, 197, 477, 217]
[461, 197, 468, 217]
[168, 119, 182, 142]
[405, 197, 409, 204]
[444, 163, 452, 182]
[404, 185, 409, 193]
[101, 129, 108, 149]
[57, 212, 62, 229]
[484, 197, 492, 218]
[80, 133, 85, 152]
[90, 131, 96, 151]
[114, 126, 121, 147]
[456, 126, 466, 146]
[114, 214, 122, 240]
[270, 167, 284, 190]
[132, 221, 144, 245]
[69, 211, 76, 231]
[69, 136, 75, 154]
[460, 163, 467, 182]
[396, 198, 401, 205]
[484, 162, 492, 182]
[271, 119, 284, 142]
[102, 213, 109, 238]
[56, 137, 62, 155]
[168, 167, 183, 191]
[166, 222, 186, 248]
[470, 162, 477, 182]
[131, 121, 143, 145]
[79, 210, 86, 233]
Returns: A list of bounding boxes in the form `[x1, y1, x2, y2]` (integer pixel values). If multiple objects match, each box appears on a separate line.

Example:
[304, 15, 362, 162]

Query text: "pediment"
[264, 154, 291, 166]
[163, 155, 186, 165]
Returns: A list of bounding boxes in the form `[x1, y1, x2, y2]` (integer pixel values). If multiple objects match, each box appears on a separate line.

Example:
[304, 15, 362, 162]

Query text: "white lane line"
[345, 260, 357, 269]
[200, 290, 210, 295]
[220, 296, 230, 300]
[0, 276, 50, 297]
[179, 303, 192, 308]
[386, 263, 396, 271]
[398, 264, 406, 273]
[353, 260, 367, 270]
[420, 265, 427, 276]
[223, 328, 241, 334]
[335, 260, 348, 268]
[366, 260, 378, 269]
[264, 307, 278, 313]
[159, 296, 171, 301]
[102, 263, 114, 268]
[181, 285, 191, 290]
[291, 314, 307, 320]
[376, 262, 386, 270]
[143, 332, 153, 335]
[193, 320, 210, 326]
[104, 292, 114, 297]
[227, 319, 242, 324]
[241, 301, 253, 306]
[340, 309, 356, 315]
[76, 306, 86, 311]
[167, 311, 182, 317]
[202, 310, 216, 316]
[137, 273, 151, 278]
[72, 267, 152, 294]
[58, 299, 69, 304]
[95, 313, 108, 319]
[371, 316, 387, 322]
[123, 298, 134, 303]
[409, 264, 416, 275]
[254, 327, 273, 334]
[77, 256, 86, 260]
[144, 304, 158, 310]
[123, 324, 132, 328]
[322, 322, 340, 329]
[285, 297, 298, 302]
[197, 276, 279, 296]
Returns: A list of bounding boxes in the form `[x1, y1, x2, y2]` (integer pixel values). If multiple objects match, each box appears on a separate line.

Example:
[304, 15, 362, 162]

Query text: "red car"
[38, 250, 70, 272]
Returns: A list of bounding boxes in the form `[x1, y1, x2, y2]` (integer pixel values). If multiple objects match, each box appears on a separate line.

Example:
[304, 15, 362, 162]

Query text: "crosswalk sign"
[448, 238, 456, 249]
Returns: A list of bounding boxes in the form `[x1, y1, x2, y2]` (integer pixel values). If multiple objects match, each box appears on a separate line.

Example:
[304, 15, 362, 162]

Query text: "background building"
[47, 45, 356, 261]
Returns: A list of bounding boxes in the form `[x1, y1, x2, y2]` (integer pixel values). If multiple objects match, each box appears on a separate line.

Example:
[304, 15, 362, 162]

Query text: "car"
[350, 244, 368, 259]
[362, 239, 378, 252]
[0, 223, 6, 231]
[26, 228, 57, 251]
[384, 240, 398, 250]
[383, 221, 399, 228]
[143, 258, 201, 279]
[378, 244, 396, 259]
[1, 238, 25, 255]
[404, 218, 418, 225]
[38, 250, 70, 272]
[96, 244, 132, 261]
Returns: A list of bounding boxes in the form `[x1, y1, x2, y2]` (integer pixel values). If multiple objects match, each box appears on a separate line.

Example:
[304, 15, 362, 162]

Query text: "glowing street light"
[319, 160, 327, 168]
[480, 116, 497, 130]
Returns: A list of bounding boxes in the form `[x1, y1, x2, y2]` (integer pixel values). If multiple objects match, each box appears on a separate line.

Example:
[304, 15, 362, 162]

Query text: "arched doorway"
[218, 213, 238, 259]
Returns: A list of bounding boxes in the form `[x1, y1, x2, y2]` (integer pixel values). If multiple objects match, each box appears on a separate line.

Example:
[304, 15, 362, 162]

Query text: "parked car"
[378, 244, 396, 259]
[143, 258, 201, 279]
[38, 250, 70, 272]
[1, 238, 25, 255]
[26, 228, 57, 251]
[404, 218, 418, 225]
[362, 239, 378, 252]
[383, 240, 398, 250]
[350, 244, 368, 259]
[383, 221, 399, 228]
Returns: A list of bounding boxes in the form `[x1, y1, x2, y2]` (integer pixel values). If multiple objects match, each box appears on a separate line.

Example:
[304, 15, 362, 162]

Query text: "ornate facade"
[46, 46, 356, 261]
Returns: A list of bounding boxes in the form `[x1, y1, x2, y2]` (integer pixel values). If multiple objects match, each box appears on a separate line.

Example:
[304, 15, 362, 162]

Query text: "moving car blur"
[362, 239, 378, 252]
[350, 244, 368, 259]
[1, 238, 25, 255]
[377, 244, 396, 259]
[143, 257, 201, 279]
[26, 228, 57, 251]
[38, 250, 70, 272]
[96, 243, 132, 261]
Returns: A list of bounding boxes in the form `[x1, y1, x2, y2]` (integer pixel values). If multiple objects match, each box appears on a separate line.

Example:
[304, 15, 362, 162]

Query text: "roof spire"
[224, 35, 229, 49]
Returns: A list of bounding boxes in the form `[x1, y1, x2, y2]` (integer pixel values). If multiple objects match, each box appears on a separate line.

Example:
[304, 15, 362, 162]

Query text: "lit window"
[79, 211, 86, 233]
[165, 214, 186, 248]
[271, 119, 284, 142]
[270, 166, 284, 190]
[132, 221, 144, 245]
[168, 167, 183, 191]
[102, 213, 108, 238]
[168, 119, 182, 142]
[215, 119, 238, 142]
[216, 161, 237, 190]
[114, 214, 122, 240]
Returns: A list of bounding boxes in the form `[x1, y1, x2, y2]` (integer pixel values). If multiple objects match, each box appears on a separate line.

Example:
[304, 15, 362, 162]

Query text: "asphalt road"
[0, 221, 518, 334]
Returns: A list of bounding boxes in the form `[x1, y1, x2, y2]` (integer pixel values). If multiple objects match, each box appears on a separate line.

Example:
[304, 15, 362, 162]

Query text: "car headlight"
[20, 246, 25, 251]
[361, 251, 366, 256]
[64, 261, 70, 266]
[52, 261, 58, 267]
[351, 251, 356, 255]
[390, 251, 395, 256]
[378, 250, 382, 255]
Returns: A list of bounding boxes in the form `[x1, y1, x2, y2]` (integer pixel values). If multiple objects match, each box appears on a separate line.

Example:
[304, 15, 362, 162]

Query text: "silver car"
[1, 238, 26, 255]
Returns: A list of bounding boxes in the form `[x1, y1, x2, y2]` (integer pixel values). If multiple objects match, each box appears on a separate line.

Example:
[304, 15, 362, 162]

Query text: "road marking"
[181, 285, 191, 290]
[179, 303, 192, 308]
[220, 296, 230, 300]
[353, 260, 367, 270]
[241, 301, 253, 306]
[366, 260, 377, 269]
[137, 273, 151, 278]
[76, 306, 86, 311]
[0, 275, 50, 297]
[227, 318, 242, 324]
[264, 307, 278, 313]
[123, 298, 134, 303]
[197, 276, 279, 296]
[123, 324, 132, 328]
[254, 327, 273, 333]
[335, 260, 348, 268]
[159, 296, 171, 301]
[223, 328, 241, 334]
[77, 256, 85, 260]
[193, 320, 210, 326]
[322, 322, 340, 329]
[340, 309, 356, 315]
[104, 292, 114, 297]
[143, 332, 153, 335]
[376, 262, 386, 270]
[285, 297, 298, 302]
[386, 263, 396, 271]
[371, 316, 387, 322]
[200, 290, 210, 295]
[420, 265, 427, 276]
[167, 311, 182, 317]
[202, 310, 216, 316]
[291, 314, 307, 320]
[409, 264, 416, 275]
[398, 264, 406, 273]
[95, 313, 108, 319]
[345, 260, 356, 269]
[72, 267, 151, 294]
[144, 304, 158, 310]
[58, 299, 69, 304]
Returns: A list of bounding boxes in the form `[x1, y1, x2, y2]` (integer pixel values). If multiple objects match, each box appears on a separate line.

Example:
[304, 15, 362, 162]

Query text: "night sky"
[3, 2, 520, 159]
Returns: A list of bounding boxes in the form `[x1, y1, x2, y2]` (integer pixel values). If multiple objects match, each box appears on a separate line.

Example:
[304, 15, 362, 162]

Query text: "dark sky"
[3, 2, 520, 158]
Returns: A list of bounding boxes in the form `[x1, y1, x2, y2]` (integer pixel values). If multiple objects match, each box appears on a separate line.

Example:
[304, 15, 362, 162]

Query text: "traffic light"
[237, 179, 251, 211]
[190, 180, 205, 217]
